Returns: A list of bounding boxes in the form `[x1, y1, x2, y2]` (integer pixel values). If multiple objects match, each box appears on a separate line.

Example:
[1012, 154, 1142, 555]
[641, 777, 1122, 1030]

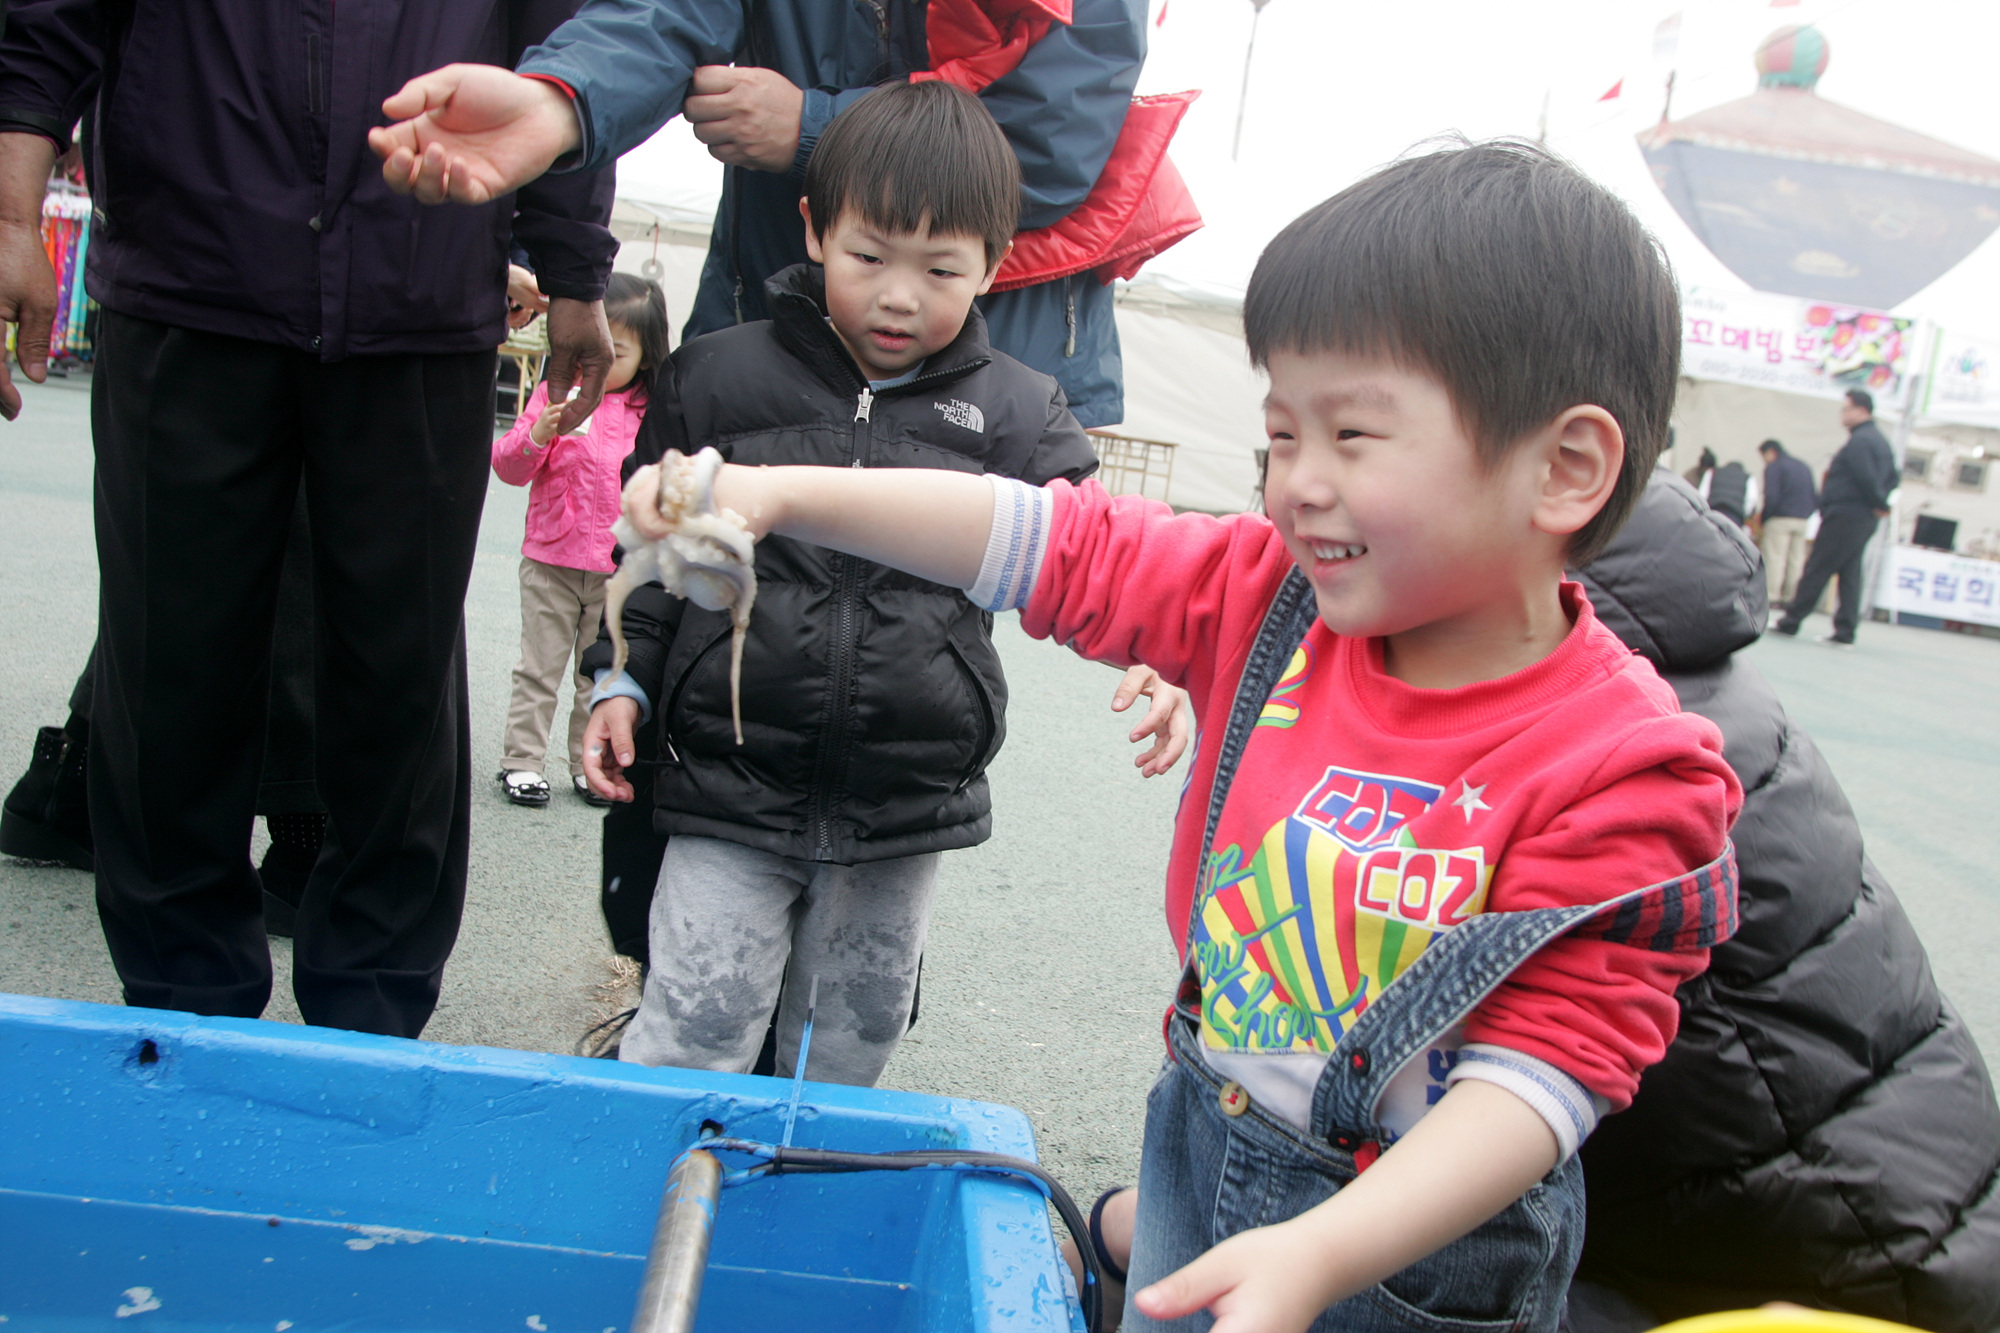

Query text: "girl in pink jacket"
[491, 274, 667, 807]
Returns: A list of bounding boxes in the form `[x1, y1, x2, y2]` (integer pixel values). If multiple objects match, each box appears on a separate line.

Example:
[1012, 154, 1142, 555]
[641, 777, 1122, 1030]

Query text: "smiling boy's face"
[1262, 347, 1579, 665]
[803, 203, 1005, 382]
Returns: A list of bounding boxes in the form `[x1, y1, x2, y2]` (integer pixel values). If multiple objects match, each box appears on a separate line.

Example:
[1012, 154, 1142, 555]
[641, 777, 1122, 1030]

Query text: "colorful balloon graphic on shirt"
[1257, 644, 1313, 729]
[1195, 763, 1493, 1055]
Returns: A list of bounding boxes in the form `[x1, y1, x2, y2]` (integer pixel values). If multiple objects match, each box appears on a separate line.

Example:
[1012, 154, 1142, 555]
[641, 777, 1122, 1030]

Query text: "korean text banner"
[1874, 544, 2000, 629]
[1922, 331, 2000, 431]
[1681, 287, 1915, 402]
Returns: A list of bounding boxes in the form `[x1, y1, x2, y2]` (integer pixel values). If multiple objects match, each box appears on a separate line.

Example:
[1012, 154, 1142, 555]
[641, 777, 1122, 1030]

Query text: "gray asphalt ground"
[3, 368, 1996, 1207]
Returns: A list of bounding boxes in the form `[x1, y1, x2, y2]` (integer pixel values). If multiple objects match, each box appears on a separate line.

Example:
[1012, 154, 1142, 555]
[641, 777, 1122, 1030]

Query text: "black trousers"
[1778, 509, 1879, 641]
[69, 486, 323, 816]
[89, 310, 494, 1037]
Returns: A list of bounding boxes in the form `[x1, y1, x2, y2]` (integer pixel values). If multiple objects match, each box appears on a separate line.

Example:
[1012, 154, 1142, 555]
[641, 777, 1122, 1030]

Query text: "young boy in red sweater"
[604, 141, 1742, 1333]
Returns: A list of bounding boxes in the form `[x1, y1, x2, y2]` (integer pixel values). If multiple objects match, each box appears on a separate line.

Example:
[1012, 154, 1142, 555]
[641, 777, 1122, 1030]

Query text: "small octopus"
[604, 447, 757, 744]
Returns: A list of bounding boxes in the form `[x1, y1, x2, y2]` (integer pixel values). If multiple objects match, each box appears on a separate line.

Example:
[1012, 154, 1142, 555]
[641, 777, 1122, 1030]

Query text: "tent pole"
[1231, 0, 1270, 162]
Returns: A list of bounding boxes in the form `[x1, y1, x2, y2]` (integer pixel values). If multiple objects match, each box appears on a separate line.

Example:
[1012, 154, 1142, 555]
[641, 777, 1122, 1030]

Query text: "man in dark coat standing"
[0, 1, 617, 1038]
[1772, 388, 1898, 647]
[1757, 437, 1817, 606]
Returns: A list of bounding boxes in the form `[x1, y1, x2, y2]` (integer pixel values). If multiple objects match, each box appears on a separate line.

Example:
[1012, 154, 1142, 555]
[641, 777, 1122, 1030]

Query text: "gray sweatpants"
[618, 835, 941, 1087]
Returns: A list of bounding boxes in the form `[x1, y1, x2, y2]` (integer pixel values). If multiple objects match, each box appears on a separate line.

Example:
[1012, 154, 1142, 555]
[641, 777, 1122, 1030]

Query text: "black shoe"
[574, 775, 613, 808]
[1770, 620, 1800, 637]
[498, 769, 551, 807]
[0, 725, 93, 871]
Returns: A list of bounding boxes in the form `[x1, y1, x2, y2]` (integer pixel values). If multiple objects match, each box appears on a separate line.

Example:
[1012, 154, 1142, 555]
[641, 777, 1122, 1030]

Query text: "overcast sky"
[616, 0, 2000, 340]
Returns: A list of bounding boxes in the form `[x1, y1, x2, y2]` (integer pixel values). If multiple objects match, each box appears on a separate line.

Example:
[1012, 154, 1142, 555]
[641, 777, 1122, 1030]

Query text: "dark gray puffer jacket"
[1572, 469, 2000, 1331]
[582, 264, 1098, 865]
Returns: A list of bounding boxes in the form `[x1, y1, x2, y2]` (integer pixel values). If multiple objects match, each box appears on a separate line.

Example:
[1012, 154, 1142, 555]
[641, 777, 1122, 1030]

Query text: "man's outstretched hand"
[368, 64, 581, 204]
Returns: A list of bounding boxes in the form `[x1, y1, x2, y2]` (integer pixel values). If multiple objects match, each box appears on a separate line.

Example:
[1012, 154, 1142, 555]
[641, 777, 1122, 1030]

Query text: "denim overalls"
[1124, 571, 1738, 1333]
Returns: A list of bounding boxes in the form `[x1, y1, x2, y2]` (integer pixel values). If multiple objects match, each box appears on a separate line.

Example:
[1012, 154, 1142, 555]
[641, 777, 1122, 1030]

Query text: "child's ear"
[1531, 405, 1623, 542]
[974, 239, 1014, 296]
[799, 197, 825, 264]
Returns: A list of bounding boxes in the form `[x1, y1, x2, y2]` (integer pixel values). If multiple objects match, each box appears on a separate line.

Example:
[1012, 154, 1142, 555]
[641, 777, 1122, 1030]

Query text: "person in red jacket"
[614, 141, 1741, 1333]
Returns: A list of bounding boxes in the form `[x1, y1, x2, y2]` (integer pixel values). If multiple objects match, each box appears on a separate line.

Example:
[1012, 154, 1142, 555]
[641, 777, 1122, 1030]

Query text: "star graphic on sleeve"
[1453, 780, 1491, 823]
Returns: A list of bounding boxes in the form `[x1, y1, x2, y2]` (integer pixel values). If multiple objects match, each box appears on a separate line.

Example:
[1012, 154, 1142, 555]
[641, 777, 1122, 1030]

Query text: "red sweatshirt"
[996, 480, 1741, 1109]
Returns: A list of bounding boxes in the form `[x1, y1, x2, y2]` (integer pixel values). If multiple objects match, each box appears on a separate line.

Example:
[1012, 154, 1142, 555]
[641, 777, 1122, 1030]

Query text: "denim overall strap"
[1189, 567, 1319, 948]
[1308, 842, 1740, 1140]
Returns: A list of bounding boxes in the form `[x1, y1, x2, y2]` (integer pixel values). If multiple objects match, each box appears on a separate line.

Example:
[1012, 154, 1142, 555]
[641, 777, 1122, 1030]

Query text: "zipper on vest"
[808, 395, 875, 855]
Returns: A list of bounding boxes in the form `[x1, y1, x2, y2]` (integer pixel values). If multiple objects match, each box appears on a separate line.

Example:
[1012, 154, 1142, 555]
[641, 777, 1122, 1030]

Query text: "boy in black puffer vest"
[577, 81, 1117, 1084]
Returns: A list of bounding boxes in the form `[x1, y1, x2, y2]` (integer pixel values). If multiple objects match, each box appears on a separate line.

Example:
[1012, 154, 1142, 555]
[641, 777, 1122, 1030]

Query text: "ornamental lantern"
[1637, 25, 2000, 307]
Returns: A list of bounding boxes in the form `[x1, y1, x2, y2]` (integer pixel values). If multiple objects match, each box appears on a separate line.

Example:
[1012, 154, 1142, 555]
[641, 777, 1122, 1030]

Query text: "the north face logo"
[935, 399, 985, 433]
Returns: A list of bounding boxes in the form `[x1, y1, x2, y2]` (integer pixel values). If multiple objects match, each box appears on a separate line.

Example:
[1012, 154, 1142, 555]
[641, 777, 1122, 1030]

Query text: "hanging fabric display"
[40, 180, 96, 364]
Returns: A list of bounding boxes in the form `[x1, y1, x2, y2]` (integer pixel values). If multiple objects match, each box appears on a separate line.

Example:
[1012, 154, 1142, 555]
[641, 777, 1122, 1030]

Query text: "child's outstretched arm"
[640, 463, 994, 590]
[1134, 1080, 1559, 1333]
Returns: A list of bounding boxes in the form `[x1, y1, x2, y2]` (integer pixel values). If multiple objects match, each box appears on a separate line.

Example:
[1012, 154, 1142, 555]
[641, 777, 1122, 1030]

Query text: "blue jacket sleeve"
[0, 0, 101, 150]
[982, 0, 1146, 229]
[508, 0, 620, 300]
[516, 0, 745, 174]
[797, 0, 1148, 222]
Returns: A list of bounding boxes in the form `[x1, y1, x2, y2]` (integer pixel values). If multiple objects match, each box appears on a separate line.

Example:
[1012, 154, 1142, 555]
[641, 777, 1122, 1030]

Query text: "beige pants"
[1761, 516, 1811, 606]
[502, 557, 607, 779]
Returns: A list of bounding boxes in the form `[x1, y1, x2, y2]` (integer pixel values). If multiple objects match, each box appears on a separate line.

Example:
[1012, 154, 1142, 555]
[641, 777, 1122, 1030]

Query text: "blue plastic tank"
[0, 993, 1084, 1332]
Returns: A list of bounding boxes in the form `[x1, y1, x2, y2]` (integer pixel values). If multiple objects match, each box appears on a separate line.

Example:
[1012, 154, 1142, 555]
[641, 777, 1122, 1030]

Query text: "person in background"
[1683, 446, 1717, 489]
[0, 1, 617, 1037]
[1569, 468, 2000, 1331]
[1756, 437, 1816, 606]
[1697, 455, 1755, 527]
[493, 274, 669, 809]
[363, 0, 1180, 433]
[1772, 388, 1898, 648]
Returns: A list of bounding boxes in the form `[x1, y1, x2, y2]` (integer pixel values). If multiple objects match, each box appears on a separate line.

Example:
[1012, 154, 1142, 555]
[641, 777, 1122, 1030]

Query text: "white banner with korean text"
[1681, 288, 1917, 403]
[1874, 544, 2000, 629]
[1922, 331, 2000, 431]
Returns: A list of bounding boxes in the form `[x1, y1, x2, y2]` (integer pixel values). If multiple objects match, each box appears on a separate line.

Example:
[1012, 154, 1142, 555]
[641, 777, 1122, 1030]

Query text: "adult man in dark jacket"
[362, 0, 1146, 429]
[1772, 388, 1898, 646]
[1570, 469, 2000, 1331]
[0, 1, 617, 1038]
[1757, 437, 1816, 605]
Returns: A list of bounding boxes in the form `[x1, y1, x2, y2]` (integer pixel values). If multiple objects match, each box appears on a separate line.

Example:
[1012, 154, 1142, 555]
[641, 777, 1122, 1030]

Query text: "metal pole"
[1230, 0, 1269, 162]
[630, 1149, 724, 1333]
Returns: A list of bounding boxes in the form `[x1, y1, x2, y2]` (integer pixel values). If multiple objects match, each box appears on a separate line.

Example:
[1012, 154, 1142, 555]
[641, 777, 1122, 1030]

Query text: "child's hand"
[528, 391, 573, 447]
[1133, 1219, 1344, 1333]
[582, 697, 642, 803]
[1112, 664, 1190, 778]
[506, 264, 547, 329]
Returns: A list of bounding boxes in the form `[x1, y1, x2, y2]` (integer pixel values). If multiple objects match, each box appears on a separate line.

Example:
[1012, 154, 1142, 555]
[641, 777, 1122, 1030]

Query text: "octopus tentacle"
[605, 448, 758, 744]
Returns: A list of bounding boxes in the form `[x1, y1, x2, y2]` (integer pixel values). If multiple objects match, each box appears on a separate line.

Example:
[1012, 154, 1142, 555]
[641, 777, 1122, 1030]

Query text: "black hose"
[702, 1138, 1105, 1333]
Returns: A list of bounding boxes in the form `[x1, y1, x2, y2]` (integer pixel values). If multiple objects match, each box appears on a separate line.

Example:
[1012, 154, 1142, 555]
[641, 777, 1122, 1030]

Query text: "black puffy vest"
[623, 265, 1098, 864]
[1572, 470, 2000, 1331]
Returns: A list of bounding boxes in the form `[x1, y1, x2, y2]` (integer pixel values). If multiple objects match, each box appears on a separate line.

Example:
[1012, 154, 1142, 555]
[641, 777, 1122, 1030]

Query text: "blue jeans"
[1124, 1015, 1584, 1333]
